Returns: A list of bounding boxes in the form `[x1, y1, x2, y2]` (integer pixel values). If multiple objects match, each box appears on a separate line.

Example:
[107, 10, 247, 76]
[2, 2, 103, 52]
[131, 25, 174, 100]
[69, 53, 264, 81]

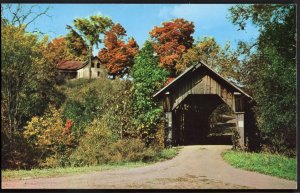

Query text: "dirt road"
[2, 145, 296, 189]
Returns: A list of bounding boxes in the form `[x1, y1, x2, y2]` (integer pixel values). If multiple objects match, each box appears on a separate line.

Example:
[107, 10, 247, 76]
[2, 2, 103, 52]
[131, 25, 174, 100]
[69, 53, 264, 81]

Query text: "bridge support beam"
[165, 111, 173, 147]
[235, 112, 245, 148]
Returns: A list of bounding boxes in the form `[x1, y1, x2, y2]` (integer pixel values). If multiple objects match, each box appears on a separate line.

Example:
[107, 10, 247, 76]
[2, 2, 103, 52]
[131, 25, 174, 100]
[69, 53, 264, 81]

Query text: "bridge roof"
[153, 62, 252, 100]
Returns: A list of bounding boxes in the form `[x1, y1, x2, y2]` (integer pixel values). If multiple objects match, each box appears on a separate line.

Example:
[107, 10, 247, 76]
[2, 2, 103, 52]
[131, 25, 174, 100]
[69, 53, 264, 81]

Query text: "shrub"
[69, 119, 113, 166]
[109, 138, 158, 163]
[23, 105, 76, 168]
[69, 119, 160, 166]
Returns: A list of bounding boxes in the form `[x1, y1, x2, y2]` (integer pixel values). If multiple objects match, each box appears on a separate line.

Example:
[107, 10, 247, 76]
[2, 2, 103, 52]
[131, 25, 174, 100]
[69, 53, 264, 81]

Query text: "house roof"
[57, 60, 87, 70]
[153, 61, 252, 100]
[57, 56, 100, 71]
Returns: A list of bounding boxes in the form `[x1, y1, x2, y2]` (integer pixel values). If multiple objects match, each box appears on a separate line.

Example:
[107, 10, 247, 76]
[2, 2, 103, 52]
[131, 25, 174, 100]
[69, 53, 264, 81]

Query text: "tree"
[178, 37, 241, 83]
[149, 18, 195, 77]
[131, 41, 169, 145]
[229, 5, 296, 154]
[44, 37, 86, 65]
[65, 30, 89, 60]
[1, 4, 50, 32]
[1, 24, 65, 169]
[98, 23, 139, 79]
[177, 37, 220, 73]
[66, 15, 113, 79]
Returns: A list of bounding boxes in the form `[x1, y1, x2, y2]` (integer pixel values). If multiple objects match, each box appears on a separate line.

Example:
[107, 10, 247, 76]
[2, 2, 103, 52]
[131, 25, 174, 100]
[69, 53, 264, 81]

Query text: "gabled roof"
[153, 62, 252, 99]
[57, 56, 100, 71]
[57, 60, 88, 70]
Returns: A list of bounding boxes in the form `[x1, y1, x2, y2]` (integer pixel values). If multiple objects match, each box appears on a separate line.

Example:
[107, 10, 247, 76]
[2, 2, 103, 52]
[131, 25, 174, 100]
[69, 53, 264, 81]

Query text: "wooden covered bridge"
[153, 62, 253, 148]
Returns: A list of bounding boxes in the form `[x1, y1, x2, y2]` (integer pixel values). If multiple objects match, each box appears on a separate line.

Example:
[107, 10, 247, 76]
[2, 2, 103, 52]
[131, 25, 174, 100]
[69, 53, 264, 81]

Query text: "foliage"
[69, 119, 113, 166]
[229, 4, 296, 153]
[69, 119, 157, 166]
[131, 41, 169, 145]
[65, 28, 89, 59]
[66, 14, 113, 79]
[23, 106, 76, 168]
[178, 37, 242, 83]
[1, 24, 64, 169]
[222, 150, 296, 181]
[155, 147, 180, 161]
[98, 23, 139, 79]
[44, 37, 86, 65]
[149, 18, 194, 77]
[60, 78, 136, 140]
[108, 139, 157, 163]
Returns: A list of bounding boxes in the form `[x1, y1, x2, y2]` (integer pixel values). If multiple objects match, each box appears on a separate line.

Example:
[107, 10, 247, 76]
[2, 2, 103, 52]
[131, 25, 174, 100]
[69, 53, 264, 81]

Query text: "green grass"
[2, 162, 149, 180]
[156, 147, 181, 161]
[222, 150, 296, 181]
[2, 147, 180, 180]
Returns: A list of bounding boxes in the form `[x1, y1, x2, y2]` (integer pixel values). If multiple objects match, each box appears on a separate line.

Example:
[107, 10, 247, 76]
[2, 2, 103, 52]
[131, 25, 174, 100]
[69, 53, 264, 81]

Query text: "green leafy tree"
[131, 41, 169, 145]
[229, 4, 296, 154]
[66, 15, 113, 79]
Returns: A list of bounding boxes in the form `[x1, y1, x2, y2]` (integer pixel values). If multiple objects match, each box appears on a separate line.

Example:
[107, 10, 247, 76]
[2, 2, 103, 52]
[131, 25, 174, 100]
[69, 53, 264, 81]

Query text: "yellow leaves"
[31, 116, 39, 122]
[23, 105, 76, 157]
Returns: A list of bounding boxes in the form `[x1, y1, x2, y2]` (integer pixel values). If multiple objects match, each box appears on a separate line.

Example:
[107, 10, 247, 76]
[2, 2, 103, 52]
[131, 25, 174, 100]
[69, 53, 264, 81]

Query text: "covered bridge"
[153, 62, 254, 148]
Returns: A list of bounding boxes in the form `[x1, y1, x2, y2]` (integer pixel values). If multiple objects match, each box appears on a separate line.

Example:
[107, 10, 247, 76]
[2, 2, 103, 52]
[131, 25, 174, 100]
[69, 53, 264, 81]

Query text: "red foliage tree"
[45, 37, 86, 65]
[98, 23, 139, 79]
[149, 18, 195, 77]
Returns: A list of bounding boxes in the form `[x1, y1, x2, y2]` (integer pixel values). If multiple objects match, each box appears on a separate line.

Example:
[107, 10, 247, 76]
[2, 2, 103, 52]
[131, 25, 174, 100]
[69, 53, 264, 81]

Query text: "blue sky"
[4, 4, 259, 55]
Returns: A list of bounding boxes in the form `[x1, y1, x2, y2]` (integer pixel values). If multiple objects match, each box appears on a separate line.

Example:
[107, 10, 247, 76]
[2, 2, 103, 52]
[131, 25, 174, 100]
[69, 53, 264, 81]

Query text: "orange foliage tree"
[44, 37, 86, 65]
[149, 18, 195, 77]
[98, 23, 139, 79]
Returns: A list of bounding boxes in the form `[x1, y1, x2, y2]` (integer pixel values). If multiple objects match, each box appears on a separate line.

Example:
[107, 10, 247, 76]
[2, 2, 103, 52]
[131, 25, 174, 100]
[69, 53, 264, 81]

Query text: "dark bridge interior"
[172, 94, 234, 146]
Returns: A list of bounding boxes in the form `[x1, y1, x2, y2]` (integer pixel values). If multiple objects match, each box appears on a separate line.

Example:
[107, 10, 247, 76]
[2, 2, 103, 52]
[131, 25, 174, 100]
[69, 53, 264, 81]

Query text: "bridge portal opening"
[172, 94, 235, 146]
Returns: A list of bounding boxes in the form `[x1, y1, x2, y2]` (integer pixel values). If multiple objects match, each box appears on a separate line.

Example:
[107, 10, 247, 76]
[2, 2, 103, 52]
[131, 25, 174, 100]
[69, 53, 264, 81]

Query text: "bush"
[23, 105, 76, 168]
[60, 78, 137, 139]
[109, 139, 158, 163]
[69, 118, 159, 166]
[69, 119, 113, 166]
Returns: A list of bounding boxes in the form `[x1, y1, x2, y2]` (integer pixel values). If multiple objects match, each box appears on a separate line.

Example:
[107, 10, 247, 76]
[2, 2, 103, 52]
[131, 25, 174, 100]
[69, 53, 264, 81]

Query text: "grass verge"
[2, 147, 180, 180]
[222, 150, 296, 181]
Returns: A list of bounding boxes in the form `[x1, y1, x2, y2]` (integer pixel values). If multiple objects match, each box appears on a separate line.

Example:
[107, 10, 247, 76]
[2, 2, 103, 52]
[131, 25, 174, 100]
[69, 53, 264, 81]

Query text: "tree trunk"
[89, 46, 92, 80]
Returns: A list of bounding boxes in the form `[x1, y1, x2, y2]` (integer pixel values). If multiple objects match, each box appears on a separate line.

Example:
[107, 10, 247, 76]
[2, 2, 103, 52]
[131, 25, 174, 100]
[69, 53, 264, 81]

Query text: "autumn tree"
[229, 4, 296, 154]
[44, 37, 86, 65]
[1, 23, 65, 169]
[131, 41, 168, 145]
[98, 23, 139, 79]
[149, 18, 194, 77]
[66, 15, 113, 79]
[178, 37, 241, 83]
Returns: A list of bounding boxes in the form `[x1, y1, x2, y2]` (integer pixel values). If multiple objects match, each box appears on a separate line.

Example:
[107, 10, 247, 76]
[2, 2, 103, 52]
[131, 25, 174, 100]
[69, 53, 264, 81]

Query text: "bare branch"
[2, 4, 51, 31]
[24, 6, 50, 29]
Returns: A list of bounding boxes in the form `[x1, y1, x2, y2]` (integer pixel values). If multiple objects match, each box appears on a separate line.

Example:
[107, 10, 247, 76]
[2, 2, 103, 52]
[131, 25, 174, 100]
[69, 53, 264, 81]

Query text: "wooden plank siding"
[170, 67, 236, 112]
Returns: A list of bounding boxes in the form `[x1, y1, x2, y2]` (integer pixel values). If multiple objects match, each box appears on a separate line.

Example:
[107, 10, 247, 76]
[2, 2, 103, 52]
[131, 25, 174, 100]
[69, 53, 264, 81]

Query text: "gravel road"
[2, 145, 296, 189]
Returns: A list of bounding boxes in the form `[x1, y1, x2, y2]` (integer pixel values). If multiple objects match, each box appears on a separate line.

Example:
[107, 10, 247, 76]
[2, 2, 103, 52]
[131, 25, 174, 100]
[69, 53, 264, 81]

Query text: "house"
[57, 56, 106, 79]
